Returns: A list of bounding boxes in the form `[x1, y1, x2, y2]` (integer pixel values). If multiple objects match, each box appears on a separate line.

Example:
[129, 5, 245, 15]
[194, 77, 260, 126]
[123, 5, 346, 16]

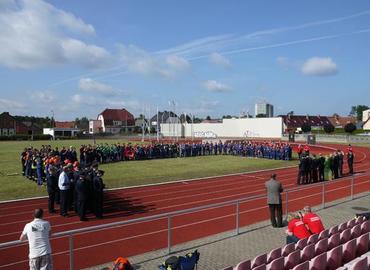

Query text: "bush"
[323, 124, 335, 134]
[344, 123, 357, 133]
[32, 134, 53, 140]
[301, 123, 312, 133]
[0, 135, 28, 141]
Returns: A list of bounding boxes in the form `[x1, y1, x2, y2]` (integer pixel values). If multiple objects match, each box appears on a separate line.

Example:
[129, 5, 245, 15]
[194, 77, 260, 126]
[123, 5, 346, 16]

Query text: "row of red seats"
[221, 216, 370, 270]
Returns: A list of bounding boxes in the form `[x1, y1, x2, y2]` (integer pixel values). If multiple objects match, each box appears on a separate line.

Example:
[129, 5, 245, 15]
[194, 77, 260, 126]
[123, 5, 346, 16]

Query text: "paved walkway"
[89, 194, 370, 270]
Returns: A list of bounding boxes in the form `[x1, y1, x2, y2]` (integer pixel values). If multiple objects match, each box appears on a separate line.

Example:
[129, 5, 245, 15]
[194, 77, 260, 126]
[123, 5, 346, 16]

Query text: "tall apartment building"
[255, 103, 274, 117]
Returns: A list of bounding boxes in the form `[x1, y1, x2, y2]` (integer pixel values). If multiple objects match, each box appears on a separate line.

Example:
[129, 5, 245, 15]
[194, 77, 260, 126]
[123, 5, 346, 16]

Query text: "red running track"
[1, 143, 370, 269]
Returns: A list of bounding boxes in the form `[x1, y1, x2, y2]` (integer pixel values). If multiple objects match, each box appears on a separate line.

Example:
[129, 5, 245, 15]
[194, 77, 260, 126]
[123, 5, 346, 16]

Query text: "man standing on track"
[20, 209, 53, 270]
[347, 149, 355, 175]
[265, 174, 283, 228]
[58, 164, 71, 217]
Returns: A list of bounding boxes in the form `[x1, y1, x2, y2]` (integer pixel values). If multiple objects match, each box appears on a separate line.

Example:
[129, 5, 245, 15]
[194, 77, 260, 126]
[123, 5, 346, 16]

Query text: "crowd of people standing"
[21, 145, 105, 221]
[80, 140, 293, 163]
[296, 144, 355, 185]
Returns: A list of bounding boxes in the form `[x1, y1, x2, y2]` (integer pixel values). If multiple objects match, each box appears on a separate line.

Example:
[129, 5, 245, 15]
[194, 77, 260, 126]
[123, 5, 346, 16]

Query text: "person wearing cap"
[301, 206, 324, 234]
[286, 212, 311, 244]
[93, 170, 105, 219]
[265, 173, 283, 228]
[20, 209, 53, 270]
[58, 164, 71, 217]
[76, 172, 88, 221]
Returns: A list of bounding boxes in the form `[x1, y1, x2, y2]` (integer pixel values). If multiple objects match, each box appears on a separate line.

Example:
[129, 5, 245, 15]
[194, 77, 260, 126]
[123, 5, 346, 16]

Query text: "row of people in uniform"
[21, 141, 293, 182]
[297, 148, 355, 185]
[21, 146, 78, 185]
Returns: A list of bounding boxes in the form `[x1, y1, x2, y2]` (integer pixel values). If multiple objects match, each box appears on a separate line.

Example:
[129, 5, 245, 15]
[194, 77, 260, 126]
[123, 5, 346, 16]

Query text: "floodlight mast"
[156, 106, 159, 142]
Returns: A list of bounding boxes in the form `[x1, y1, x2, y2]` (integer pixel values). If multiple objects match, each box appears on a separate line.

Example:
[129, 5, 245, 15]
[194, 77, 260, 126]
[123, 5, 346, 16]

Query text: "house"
[362, 109, 370, 131]
[0, 112, 44, 136]
[89, 120, 102, 134]
[327, 114, 357, 128]
[0, 112, 17, 136]
[55, 121, 76, 129]
[19, 121, 42, 135]
[91, 108, 135, 134]
[280, 114, 331, 133]
[150, 111, 179, 131]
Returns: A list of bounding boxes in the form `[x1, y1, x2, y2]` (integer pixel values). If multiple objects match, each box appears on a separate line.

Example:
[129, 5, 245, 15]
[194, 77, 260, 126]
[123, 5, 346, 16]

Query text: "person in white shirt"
[58, 164, 71, 217]
[20, 209, 53, 270]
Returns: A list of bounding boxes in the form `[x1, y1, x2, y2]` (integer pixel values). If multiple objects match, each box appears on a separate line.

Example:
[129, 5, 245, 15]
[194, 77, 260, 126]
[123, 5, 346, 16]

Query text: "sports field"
[0, 139, 295, 201]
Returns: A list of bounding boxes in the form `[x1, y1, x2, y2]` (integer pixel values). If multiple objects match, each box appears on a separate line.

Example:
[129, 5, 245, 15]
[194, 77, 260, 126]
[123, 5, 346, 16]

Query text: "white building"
[43, 128, 80, 138]
[89, 120, 102, 134]
[160, 117, 283, 138]
[255, 103, 274, 117]
[362, 109, 370, 130]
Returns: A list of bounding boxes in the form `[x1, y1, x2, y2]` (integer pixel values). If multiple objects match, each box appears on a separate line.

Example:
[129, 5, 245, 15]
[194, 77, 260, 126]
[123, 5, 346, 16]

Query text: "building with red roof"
[91, 108, 135, 134]
[55, 121, 76, 129]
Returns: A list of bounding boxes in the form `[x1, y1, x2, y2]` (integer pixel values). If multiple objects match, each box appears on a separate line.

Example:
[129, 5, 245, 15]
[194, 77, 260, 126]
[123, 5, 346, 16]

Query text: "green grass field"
[0, 139, 296, 201]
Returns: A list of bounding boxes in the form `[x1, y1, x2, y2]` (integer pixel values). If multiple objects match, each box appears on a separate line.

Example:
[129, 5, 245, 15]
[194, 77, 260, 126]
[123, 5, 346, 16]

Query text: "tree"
[179, 114, 191, 123]
[74, 117, 89, 131]
[301, 123, 311, 133]
[344, 122, 356, 133]
[323, 124, 335, 134]
[193, 117, 202, 123]
[350, 105, 369, 121]
[206, 115, 211, 120]
[255, 113, 266, 118]
[222, 115, 233, 119]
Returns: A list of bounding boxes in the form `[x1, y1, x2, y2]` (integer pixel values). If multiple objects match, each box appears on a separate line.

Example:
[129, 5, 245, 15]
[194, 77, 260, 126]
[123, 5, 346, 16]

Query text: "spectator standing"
[58, 164, 71, 217]
[265, 174, 283, 228]
[19, 209, 53, 270]
[301, 206, 324, 234]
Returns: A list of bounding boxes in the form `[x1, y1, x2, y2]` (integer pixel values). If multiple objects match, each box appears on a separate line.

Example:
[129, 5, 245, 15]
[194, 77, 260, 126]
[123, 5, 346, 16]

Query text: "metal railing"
[1, 172, 370, 270]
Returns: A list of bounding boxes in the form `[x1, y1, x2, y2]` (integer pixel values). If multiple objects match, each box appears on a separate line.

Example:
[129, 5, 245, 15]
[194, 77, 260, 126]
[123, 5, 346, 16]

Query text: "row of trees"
[301, 122, 357, 134]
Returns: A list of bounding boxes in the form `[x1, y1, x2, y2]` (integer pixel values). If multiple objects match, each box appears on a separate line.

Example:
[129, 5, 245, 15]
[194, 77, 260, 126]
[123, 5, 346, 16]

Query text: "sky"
[1, 0, 370, 121]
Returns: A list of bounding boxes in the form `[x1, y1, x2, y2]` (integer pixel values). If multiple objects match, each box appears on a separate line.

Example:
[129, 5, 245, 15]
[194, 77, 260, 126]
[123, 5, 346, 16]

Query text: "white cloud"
[117, 44, 190, 79]
[0, 0, 110, 69]
[203, 80, 232, 93]
[166, 55, 190, 70]
[301, 57, 338, 76]
[0, 98, 25, 112]
[78, 78, 120, 96]
[209, 53, 231, 68]
[31, 91, 55, 102]
[71, 94, 141, 111]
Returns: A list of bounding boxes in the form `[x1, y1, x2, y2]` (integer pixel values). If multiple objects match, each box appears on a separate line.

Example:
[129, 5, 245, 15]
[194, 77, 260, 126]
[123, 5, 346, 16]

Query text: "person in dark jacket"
[318, 154, 325, 182]
[332, 152, 339, 179]
[347, 150, 354, 175]
[46, 164, 58, 214]
[311, 155, 319, 183]
[265, 174, 283, 228]
[76, 172, 88, 221]
[93, 170, 105, 219]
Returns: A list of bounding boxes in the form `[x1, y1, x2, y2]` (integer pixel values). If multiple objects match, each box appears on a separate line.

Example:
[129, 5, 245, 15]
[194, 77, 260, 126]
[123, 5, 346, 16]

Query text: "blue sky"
[1, 0, 370, 120]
